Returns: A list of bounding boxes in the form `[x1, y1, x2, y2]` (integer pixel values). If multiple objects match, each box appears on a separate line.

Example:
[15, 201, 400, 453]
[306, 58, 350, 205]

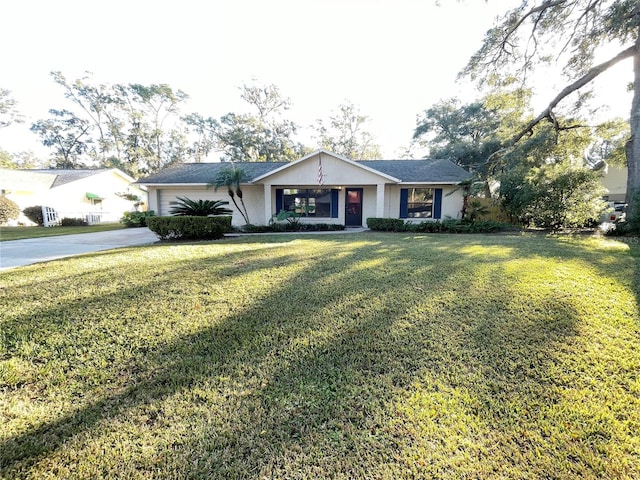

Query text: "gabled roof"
[135, 162, 289, 185]
[135, 151, 471, 186]
[1, 168, 136, 189]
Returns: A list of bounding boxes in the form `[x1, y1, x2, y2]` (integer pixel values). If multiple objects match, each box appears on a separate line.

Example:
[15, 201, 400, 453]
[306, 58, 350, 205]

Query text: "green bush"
[0, 196, 20, 224]
[60, 217, 89, 226]
[368, 217, 511, 234]
[366, 218, 406, 231]
[121, 210, 156, 228]
[23, 205, 44, 226]
[146, 216, 225, 241]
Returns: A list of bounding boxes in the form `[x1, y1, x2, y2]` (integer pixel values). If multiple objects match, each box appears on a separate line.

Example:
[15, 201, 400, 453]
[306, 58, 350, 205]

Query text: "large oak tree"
[463, 0, 639, 219]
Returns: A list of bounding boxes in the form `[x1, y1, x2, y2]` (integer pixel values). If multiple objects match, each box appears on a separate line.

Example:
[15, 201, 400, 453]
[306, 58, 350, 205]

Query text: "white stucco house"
[135, 150, 472, 227]
[0, 168, 147, 225]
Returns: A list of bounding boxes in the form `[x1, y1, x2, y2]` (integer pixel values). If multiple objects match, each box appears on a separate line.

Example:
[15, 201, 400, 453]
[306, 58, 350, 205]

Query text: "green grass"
[1, 232, 638, 479]
[0, 224, 126, 241]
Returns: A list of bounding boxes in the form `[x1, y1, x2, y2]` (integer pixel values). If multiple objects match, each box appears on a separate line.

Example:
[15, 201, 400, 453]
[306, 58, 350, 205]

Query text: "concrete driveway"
[0, 228, 159, 271]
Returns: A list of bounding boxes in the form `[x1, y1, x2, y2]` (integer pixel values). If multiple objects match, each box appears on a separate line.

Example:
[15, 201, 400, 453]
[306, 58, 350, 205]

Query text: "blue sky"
[1, 0, 633, 160]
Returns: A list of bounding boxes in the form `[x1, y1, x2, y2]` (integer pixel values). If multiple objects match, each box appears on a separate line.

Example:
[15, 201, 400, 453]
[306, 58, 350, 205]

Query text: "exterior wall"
[45, 171, 146, 223]
[266, 153, 391, 187]
[3, 169, 145, 224]
[153, 185, 264, 226]
[386, 184, 464, 221]
[600, 165, 627, 202]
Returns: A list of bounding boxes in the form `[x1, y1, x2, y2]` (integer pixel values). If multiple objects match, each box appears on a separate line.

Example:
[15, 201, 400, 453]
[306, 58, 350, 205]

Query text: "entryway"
[345, 188, 363, 227]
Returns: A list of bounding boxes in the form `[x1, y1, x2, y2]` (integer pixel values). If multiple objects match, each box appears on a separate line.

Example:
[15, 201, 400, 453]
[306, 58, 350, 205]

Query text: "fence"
[41, 206, 120, 227]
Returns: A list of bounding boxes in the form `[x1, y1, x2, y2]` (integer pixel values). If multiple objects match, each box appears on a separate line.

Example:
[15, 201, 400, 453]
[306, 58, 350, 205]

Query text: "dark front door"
[345, 188, 363, 227]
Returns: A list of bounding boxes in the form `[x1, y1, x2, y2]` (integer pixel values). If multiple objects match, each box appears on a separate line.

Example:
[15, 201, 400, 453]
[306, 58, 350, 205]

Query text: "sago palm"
[169, 197, 233, 216]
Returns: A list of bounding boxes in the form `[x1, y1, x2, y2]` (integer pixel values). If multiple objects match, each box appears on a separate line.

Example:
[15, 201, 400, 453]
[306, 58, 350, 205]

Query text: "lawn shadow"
[1, 233, 638, 477]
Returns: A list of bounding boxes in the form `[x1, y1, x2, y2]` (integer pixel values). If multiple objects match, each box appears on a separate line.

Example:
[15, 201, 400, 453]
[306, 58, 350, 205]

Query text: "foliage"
[208, 166, 251, 225]
[366, 217, 510, 233]
[116, 192, 145, 210]
[212, 82, 306, 162]
[461, 0, 640, 219]
[30, 109, 91, 169]
[60, 217, 89, 226]
[22, 205, 44, 226]
[168, 196, 232, 217]
[0, 196, 20, 224]
[1, 234, 638, 478]
[313, 101, 382, 159]
[146, 215, 226, 240]
[500, 162, 607, 230]
[366, 217, 406, 231]
[120, 210, 155, 228]
[0, 89, 24, 128]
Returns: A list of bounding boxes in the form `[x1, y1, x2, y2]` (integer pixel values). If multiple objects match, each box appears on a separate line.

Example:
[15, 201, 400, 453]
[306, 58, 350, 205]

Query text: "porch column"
[376, 183, 385, 218]
[263, 184, 273, 225]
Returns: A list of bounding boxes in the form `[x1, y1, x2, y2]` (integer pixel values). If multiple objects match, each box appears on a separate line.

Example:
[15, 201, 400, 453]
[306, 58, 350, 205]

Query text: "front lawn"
[1, 233, 638, 479]
[0, 224, 126, 241]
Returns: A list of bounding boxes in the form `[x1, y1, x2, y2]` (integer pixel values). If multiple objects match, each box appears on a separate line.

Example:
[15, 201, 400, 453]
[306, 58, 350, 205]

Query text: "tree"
[208, 166, 251, 225]
[39, 72, 190, 176]
[214, 82, 305, 162]
[31, 109, 91, 169]
[462, 0, 640, 221]
[313, 101, 382, 159]
[500, 161, 607, 230]
[0, 89, 23, 128]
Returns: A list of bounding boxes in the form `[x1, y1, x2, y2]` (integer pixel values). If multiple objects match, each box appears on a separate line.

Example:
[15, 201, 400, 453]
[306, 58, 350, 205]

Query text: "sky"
[0, 0, 634, 161]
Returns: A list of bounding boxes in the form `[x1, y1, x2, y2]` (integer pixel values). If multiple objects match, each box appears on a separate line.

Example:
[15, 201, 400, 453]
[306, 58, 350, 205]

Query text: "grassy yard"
[1, 232, 638, 479]
[0, 224, 125, 242]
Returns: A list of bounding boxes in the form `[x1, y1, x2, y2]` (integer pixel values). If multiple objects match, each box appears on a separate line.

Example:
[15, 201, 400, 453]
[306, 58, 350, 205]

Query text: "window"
[283, 188, 332, 217]
[406, 188, 433, 218]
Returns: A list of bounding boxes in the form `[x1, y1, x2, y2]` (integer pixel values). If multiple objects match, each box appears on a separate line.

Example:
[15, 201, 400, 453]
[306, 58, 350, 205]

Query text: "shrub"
[146, 216, 225, 241]
[60, 217, 88, 226]
[366, 218, 406, 231]
[121, 210, 156, 228]
[0, 196, 20, 225]
[169, 197, 233, 216]
[23, 205, 44, 226]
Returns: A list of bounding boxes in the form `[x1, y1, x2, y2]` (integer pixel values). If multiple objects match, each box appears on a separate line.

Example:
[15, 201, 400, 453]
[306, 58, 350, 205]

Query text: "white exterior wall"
[5, 169, 145, 224]
[386, 185, 464, 221]
[600, 165, 627, 202]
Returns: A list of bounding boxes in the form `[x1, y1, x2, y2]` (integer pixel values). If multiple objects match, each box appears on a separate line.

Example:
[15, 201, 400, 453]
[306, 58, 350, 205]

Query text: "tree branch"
[486, 44, 637, 165]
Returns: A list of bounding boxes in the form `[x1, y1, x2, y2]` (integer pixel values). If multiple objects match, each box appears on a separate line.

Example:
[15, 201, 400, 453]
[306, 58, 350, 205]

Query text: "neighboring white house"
[599, 163, 627, 203]
[0, 168, 147, 225]
[135, 150, 471, 227]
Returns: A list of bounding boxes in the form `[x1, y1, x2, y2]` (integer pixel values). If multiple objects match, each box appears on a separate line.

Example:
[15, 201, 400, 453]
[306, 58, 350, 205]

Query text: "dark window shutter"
[331, 189, 339, 218]
[400, 188, 408, 218]
[433, 188, 443, 219]
[276, 189, 283, 213]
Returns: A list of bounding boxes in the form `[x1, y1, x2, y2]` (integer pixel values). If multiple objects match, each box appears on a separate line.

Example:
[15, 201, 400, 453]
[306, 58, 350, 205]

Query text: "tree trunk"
[626, 30, 640, 221]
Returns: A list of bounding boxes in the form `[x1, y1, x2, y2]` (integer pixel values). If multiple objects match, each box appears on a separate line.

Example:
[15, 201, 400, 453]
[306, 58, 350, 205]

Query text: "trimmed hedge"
[146, 216, 227, 241]
[60, 217, 89, 226]
[367, 217, 512, 234]
[23, 205, 44, 226]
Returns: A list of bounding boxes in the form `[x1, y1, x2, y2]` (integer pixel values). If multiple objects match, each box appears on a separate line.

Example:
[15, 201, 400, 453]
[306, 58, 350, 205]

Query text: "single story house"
[0, 168, 147, 225]
[135, 149, 472, 227]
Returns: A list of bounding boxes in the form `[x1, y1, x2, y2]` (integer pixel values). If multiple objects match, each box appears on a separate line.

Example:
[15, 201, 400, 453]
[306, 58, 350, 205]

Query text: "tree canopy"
[462, 0, 639, 219]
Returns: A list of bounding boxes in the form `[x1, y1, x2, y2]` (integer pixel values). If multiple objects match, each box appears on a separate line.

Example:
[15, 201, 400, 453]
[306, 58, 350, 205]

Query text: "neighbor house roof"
[136, 157, 471, 185]
[26, 169, 133, 187]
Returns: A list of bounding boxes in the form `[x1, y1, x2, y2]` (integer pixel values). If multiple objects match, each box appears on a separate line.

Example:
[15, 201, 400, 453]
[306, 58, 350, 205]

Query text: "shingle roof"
[357, 159, 471, 183]
[27, 169, 112, 187]
[135, 162, 288, 184]
[135, 158, 471, 185]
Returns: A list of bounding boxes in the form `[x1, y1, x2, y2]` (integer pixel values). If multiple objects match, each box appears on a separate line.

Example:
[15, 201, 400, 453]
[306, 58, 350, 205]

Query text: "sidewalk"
[0, 228, 159, 271]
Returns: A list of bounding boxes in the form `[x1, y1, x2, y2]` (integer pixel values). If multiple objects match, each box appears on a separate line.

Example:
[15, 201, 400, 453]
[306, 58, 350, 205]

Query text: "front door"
[345, 188, 363, 227]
